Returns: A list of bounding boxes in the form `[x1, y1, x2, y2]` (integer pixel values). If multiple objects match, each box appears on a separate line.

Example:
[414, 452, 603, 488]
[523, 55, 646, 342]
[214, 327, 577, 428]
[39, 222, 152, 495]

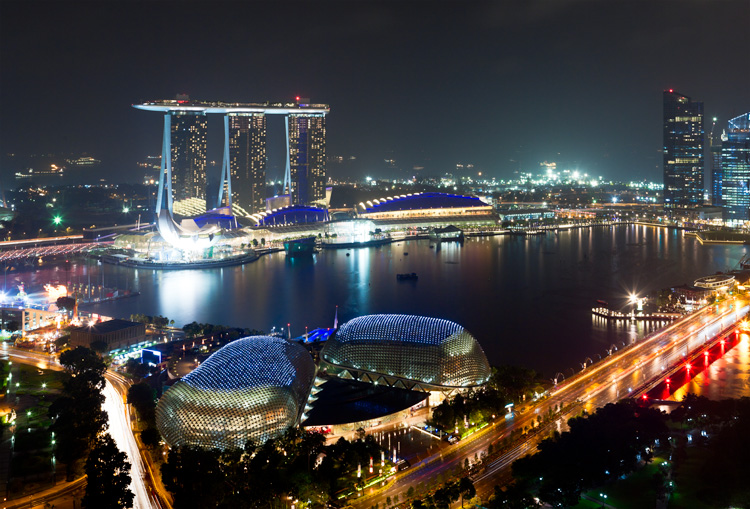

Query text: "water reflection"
[10, 225, 750, 376]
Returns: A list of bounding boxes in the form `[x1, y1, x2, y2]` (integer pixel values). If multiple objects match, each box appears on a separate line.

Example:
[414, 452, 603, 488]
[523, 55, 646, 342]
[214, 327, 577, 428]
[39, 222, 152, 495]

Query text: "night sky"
[1, 0, 748, 183]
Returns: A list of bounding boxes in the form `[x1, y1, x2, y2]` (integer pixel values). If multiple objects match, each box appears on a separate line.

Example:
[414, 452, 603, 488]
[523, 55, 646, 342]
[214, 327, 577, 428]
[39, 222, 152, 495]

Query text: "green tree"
[56, 296, 76, 313]
[124, 358, 149, 379]
[458, 477, 475, 507]
[50, 347, 108, 479]
[161, 446, 227, 508]
[489, 482, 540, 509]
[82, 433, 134, 508]
[54, 334, 71, 350]
[127, 382, 156, 426]
[90, 339, 108, 354]
[59, 346, 107, 380]
[140, 427, 161, 449]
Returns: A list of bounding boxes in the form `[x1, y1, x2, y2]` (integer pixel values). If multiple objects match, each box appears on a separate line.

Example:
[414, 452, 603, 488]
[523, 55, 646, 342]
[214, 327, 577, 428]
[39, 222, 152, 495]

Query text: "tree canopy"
[512, 401, 667, 507]
[161, 428, 383, 508]
[50, 346, 109, 480]
[82, 433, 134, 508]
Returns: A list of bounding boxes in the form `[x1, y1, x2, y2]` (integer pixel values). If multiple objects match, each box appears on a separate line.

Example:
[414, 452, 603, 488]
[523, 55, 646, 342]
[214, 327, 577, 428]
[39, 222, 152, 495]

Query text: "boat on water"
[396, 272, 418, 281]
[428, 225, 464, 241]
[284, 236, 317, 257]
[15, 164, 64, 179]
[66, 156, 101, 167]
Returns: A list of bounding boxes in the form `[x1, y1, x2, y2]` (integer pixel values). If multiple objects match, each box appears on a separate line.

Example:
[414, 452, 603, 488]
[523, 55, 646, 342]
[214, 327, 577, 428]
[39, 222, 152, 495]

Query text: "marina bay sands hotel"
[133, 97, 329, 216]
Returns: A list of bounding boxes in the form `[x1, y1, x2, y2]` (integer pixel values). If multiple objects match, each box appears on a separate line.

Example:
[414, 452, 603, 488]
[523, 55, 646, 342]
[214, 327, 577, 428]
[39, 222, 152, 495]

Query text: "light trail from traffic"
[103, 374, 156, 509]
[3, 346, 159, 509]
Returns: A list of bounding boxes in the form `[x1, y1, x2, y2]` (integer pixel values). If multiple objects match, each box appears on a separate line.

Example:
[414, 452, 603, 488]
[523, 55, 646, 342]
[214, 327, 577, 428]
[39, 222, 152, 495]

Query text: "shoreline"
[94, 220, 722, 271]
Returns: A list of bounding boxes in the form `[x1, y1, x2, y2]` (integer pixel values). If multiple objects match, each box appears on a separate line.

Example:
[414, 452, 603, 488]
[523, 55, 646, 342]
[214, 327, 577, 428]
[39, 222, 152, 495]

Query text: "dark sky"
[1, 0, 748, 183]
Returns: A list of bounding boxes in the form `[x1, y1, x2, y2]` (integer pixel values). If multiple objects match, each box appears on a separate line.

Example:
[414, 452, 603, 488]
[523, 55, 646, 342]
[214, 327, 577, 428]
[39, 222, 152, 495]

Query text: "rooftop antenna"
[334, 305, 338, 329]
[287, 323, 291, 340]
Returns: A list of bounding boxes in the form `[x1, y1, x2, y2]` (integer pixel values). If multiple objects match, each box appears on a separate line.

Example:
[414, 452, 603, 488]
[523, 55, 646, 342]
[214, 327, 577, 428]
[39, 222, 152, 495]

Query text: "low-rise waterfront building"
[70, 318, 146, 352]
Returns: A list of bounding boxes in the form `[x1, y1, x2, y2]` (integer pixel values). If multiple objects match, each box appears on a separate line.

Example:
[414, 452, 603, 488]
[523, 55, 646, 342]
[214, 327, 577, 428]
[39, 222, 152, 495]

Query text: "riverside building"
[663, 90, 704, 208]
[720, 113, 750, 222]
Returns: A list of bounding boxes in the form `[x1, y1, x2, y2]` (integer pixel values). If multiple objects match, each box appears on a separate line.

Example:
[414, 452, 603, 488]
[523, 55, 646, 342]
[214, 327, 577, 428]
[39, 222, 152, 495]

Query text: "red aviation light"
[296, 96, 301, 101]
[669, 89, 673, 93]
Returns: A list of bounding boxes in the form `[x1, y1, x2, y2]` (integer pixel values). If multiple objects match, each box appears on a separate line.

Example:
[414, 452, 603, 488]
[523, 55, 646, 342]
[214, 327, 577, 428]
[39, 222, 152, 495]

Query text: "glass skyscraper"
[171, 112, 208, 203]
[289, 113, 327, 206]
[663, 90, 704, 208]
[229, 113, 267, 214]
[720, 113, 750, 222]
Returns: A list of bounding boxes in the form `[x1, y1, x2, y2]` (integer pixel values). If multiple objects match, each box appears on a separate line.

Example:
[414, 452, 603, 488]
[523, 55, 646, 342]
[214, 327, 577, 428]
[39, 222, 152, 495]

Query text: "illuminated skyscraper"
[720, 113, 750, 222]
[171, 112, 208, 203]
[709, 117, 723, 206]
[663, 90, 704, 208]
[229, 114, 266, 214]
[288, 112, 326, 206]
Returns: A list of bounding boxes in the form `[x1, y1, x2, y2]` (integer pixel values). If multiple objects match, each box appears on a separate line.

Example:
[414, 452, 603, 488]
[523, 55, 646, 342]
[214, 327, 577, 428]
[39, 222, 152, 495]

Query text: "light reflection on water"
[7, 225, 749, 376]
[670, 334, 750, 401]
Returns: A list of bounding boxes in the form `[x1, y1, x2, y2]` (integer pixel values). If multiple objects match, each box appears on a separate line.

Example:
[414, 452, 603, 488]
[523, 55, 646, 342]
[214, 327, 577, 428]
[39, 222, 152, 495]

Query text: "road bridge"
[351, 298, 749, 508]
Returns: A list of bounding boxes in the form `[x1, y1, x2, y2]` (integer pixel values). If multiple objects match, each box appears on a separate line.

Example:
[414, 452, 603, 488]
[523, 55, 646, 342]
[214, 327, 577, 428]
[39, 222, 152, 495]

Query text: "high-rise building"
[709, 117, 723, 206]
[289, 113, 326, 206]
[720, 113, 750, 222]
[171, 112, 208, 204]
[229, 113, 266, 214]
[663, 90, 704, 208]
[135, 98, 329, 217]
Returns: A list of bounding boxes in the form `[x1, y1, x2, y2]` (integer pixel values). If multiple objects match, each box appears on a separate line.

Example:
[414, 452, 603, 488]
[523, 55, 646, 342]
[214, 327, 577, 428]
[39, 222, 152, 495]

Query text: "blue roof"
[257, 206, 329, 226]
[183, 336, 313, 391]
[364, 193, 488, 213]
[192, 206, 240, 229]
[335, 314, 463, 346]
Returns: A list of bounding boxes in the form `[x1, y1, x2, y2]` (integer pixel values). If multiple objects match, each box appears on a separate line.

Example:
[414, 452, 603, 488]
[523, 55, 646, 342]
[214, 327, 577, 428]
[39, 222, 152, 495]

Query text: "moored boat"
[284, 236, 317, 257]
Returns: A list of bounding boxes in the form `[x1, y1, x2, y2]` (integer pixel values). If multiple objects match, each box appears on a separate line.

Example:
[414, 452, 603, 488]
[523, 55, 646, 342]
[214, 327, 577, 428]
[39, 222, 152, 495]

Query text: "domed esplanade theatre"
[319, 314, 491, 396]
[155, 336, 317, 450]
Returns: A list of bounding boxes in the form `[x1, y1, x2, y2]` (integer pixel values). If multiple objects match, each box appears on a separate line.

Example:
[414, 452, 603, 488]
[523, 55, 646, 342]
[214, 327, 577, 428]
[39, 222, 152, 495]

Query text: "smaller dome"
[321, 314, 491, 388]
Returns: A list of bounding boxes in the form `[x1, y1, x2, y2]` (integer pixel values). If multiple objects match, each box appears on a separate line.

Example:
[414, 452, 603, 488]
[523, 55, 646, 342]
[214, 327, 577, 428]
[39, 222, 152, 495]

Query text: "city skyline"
[1, 1, 749, 184]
